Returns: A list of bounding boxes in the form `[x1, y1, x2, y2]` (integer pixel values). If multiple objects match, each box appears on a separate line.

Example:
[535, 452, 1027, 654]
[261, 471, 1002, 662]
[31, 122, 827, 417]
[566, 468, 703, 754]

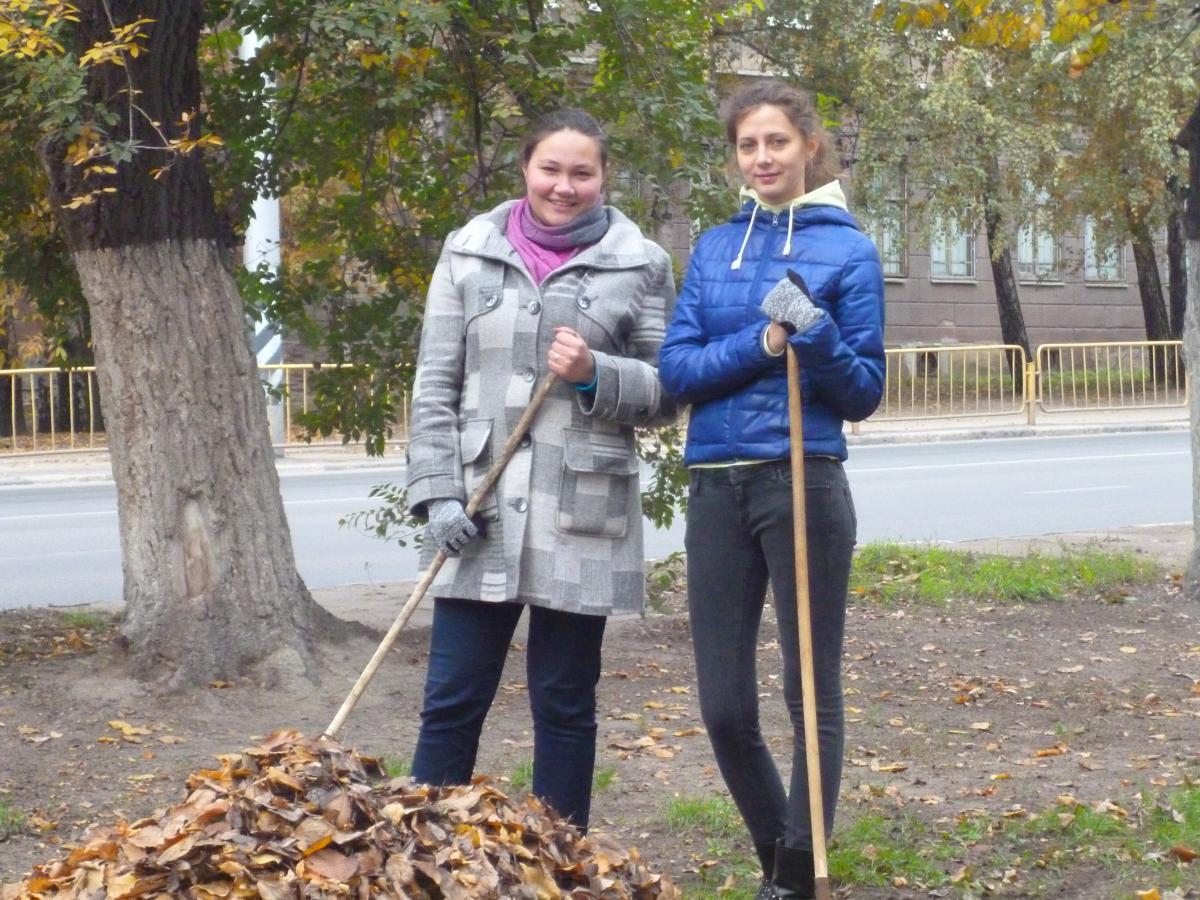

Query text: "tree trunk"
[74, 240, 335, 687]
[39, 0, 337, 687]
[1127, 210, 1171, 341]
[1185, 235, 1200, 595]
[1178, 100, 1200, 597]
[1167, 175, 1187, 341]
[0, 303, 27, 438]
[983, 197, 1031, 371]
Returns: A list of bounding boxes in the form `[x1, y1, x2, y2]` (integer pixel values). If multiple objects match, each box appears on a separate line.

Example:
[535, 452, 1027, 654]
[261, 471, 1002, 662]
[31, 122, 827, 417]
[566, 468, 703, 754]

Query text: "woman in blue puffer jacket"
[659, 80, 885, 899]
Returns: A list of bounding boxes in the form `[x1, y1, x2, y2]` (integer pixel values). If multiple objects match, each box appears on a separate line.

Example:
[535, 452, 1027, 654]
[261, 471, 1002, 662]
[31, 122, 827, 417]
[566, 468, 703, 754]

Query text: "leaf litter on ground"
[2, 730, 677, 899]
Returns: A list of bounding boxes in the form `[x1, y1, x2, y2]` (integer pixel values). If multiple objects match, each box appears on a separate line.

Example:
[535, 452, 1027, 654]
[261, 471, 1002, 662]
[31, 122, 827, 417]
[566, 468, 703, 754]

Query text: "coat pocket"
[460, 417, 499, 521]
[556, 428, 638, 538]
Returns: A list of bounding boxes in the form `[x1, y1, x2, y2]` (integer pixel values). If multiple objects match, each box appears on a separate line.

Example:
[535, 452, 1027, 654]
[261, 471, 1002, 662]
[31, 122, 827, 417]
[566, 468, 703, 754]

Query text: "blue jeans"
[411, 598, 607, 829]
[685, 459, 856, 851]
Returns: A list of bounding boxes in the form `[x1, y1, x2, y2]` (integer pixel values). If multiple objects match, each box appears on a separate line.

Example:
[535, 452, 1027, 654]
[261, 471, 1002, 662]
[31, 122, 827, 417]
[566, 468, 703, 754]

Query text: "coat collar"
[447, 200, 651, 272]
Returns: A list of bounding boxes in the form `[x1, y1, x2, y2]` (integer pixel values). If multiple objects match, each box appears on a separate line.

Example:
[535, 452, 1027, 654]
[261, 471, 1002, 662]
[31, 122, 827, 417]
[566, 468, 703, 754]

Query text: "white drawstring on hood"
[730, 200, 759, 271]
[730, 181, 848, 270]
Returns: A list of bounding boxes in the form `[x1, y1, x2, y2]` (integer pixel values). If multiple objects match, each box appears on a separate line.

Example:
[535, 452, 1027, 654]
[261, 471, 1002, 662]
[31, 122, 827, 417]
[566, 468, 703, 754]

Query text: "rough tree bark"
[1179, 101, 1200, 596]
[1167, 175, 1187, 341]
[1126, 208, 1171, 341]
[40, 1, 338, 688]
[982, 177, 1031, 370]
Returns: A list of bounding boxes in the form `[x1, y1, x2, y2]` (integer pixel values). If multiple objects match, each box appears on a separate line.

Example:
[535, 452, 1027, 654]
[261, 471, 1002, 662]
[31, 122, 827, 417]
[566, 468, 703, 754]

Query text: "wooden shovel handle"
[324, 373, 559, 739]
[787, 347, 832, 900]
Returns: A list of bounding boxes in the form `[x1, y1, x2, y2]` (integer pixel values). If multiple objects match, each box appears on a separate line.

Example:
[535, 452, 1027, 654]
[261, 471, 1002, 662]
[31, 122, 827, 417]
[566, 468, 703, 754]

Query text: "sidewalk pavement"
[0, 408, 1189, 488]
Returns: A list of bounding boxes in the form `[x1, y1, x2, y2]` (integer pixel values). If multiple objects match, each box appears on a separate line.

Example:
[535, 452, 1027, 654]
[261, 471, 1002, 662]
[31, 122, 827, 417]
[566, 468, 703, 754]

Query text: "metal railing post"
[1025, 361, 1037, 425]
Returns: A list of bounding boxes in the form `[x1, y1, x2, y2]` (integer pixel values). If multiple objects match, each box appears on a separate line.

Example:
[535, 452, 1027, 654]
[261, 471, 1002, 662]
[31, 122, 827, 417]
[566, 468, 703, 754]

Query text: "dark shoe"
[773, 842, 816, 899]
[754, 877, 780, 900]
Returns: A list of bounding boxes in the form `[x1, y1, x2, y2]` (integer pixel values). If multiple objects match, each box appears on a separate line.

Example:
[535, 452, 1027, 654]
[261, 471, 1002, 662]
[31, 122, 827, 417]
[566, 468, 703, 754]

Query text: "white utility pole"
[239, 30, 286, 447]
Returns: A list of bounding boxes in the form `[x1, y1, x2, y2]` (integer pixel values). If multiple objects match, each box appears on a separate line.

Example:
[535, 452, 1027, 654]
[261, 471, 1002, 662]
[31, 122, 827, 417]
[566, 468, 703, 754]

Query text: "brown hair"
[720, 81, 841, 188]
[520, 108, 609, 171]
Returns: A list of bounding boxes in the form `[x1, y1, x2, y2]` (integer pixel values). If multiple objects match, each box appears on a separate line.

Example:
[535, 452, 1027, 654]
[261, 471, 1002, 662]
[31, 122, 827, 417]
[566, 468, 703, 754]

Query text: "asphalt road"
[0, 430, 1190, 610]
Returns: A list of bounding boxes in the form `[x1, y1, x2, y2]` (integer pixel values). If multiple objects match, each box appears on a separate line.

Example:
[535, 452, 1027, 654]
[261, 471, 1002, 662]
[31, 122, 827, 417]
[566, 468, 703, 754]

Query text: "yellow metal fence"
[1, 340, 1187, 455]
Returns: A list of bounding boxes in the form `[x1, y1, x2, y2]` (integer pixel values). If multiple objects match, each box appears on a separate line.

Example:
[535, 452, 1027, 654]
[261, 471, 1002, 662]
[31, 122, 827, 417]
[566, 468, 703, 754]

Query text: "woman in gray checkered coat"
[404, 109, 676, 830]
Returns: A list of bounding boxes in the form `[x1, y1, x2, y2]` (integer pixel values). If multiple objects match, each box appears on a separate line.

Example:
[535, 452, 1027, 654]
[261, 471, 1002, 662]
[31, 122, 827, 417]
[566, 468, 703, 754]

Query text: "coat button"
[528, 300, 541, 315]
[519, 434, 532, 449]
[523, 368, 535, 382]
[514, 498, 528, 513]
[577, 296, 591, 309]
[484, 293, 498, 308]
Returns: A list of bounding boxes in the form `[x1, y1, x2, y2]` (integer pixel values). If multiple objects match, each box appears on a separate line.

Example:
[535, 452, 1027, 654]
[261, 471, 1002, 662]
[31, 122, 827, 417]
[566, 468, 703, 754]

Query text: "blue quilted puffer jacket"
[659, 194, 885, 464]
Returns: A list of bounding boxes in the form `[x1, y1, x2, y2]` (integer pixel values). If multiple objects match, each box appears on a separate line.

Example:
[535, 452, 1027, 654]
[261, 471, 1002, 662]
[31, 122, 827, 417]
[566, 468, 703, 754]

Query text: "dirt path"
[1, 527, 1197, 896]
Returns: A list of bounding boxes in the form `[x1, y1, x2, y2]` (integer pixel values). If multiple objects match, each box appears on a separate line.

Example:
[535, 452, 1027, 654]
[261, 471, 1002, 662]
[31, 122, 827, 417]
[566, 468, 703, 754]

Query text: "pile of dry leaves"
[3, 730, 677, 899]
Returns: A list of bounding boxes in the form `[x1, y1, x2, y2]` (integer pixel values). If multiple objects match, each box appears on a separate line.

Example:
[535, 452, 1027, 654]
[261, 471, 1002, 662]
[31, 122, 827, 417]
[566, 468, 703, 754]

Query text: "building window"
[929, 217, 975, 278]
[858, 175, 907, 277]
[1084, 217, 1125, 282]
[1017, 190, 1060, 280]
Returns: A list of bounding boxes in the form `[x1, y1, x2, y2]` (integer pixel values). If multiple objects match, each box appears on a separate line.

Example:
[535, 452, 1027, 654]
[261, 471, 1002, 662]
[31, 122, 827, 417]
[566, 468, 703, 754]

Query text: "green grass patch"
[380, 755, 410, 778]
[830, 811, 956, 889]
[851, 543, 1159, 606]
[592, 766, 617, 794]
[667, 795, 762, 900]
[507, 759, 533, 794]
[59, 610, 109, 630]
[665, 794, 741, 838]
[829, 788, 1200, 896]
[0, 800, 26, 840]
[1146, 786, 1200, 856]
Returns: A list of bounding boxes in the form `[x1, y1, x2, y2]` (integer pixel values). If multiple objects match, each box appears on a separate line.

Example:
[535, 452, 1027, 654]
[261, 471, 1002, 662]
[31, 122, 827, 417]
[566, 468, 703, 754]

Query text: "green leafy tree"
[205, 1, 728, 453]
[0, 0, 742, 687]
[0, 1, 340, 689]
[199, 0, 736, 529]
[875, 0, 1200, 591]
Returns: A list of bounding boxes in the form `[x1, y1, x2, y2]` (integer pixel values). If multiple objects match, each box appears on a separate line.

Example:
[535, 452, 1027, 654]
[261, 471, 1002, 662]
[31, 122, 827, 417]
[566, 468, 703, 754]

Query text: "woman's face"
[522, 129, 605, 227]
[734, 104, 815, 206]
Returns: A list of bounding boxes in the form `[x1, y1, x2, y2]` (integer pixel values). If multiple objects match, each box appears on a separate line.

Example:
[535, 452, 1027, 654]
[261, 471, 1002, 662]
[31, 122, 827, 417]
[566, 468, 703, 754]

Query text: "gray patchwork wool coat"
[406, 201, 677, 616]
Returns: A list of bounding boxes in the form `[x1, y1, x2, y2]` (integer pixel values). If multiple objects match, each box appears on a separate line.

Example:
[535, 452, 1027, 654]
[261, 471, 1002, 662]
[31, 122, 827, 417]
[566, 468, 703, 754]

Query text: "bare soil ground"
[1, 527, 1197, 897]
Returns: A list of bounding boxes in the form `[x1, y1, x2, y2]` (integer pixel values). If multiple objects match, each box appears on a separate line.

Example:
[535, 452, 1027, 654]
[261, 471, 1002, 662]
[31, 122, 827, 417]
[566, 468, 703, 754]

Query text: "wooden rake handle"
[324, 373, 559, 739]
[786, 347, 832, 900]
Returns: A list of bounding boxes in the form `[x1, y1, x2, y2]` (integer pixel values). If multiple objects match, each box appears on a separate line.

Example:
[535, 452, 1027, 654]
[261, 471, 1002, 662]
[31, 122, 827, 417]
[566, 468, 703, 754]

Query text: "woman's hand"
[765, 322, 790, 355]
[548, 326, 596, 385]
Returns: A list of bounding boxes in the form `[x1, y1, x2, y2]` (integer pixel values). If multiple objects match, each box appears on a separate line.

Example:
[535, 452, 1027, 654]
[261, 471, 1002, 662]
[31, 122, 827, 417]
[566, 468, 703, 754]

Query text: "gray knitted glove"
[425, 499, 478, 557]
[760, 270, 824, 335]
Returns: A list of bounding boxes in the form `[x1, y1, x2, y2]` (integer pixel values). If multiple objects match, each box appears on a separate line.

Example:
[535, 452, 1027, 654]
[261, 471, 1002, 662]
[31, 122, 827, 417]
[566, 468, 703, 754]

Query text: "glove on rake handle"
[324, 373, 559, 739]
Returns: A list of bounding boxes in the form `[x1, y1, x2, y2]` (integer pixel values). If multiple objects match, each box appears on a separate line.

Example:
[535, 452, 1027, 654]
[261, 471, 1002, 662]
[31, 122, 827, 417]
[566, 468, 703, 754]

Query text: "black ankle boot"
[773, 842, 816, 899]
[754, 842, 779, 899]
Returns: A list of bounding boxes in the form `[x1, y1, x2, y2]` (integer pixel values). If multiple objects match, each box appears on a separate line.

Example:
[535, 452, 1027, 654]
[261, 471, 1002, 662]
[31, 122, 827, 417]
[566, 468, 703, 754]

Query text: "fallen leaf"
[1167, 845, 1197, 863]
[1035, 743, 1069, 758]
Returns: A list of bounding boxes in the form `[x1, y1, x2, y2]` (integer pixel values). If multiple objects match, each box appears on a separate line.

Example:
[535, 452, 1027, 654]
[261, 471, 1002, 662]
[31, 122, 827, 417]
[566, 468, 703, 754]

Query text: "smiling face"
[734, 103, 817, 206]
[521, 128, 606, 227]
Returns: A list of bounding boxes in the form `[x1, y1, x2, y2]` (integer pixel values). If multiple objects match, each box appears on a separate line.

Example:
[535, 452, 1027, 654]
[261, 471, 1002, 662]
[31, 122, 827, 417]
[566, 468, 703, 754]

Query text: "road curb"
[847, 420, 1189, 446]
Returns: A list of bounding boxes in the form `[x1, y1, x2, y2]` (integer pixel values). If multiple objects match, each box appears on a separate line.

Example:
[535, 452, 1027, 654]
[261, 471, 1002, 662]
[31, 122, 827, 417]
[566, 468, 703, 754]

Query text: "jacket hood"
[737, 179, 849, 214]
[728, 180, 860, 270]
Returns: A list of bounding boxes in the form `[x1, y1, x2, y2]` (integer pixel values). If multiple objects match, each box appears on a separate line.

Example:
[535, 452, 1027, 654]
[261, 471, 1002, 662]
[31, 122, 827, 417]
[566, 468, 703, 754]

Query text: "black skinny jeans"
[685, 458, 856, 851]
[410, 598, 607, 830]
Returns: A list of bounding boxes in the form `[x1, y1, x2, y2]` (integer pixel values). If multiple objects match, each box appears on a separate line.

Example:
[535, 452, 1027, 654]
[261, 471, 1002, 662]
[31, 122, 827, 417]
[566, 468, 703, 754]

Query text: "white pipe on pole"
[239, 30, 286, 447]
